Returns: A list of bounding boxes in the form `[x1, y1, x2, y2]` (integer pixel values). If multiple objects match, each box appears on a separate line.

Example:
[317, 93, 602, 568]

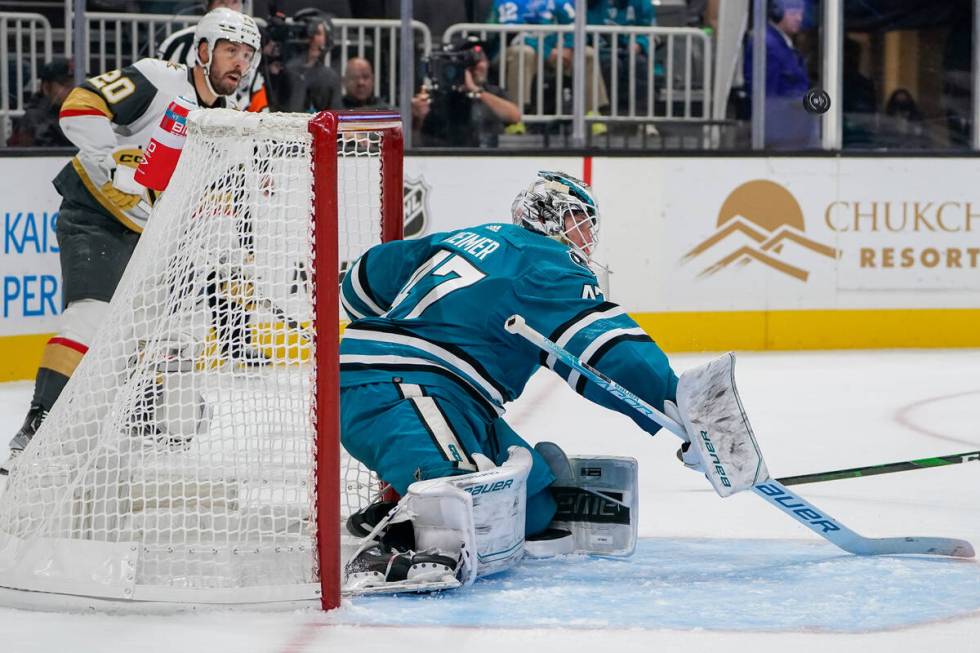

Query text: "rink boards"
[3, 154, 980, 380]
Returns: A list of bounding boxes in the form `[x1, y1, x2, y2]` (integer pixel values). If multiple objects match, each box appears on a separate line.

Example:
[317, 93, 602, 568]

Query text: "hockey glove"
[665, 400, 705, 474]
[676, 441, 706, 473]
[98, 157, 151, 220]
[99, 180, 142, 211]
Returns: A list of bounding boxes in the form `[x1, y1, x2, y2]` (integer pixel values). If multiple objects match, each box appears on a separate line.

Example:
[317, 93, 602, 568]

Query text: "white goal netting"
[0, 110, 397, 608]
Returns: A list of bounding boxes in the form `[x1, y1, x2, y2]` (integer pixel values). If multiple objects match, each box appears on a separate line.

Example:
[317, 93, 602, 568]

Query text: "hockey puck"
[803, 88, 831, 114]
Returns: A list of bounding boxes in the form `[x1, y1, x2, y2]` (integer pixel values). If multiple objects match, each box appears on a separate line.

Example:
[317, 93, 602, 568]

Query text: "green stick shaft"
[777, 450, 980, 486]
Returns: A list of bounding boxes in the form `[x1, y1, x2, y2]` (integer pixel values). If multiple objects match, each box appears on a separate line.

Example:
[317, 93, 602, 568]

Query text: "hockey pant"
[30, 191, 140, 412]
[340, 381, 557, 536]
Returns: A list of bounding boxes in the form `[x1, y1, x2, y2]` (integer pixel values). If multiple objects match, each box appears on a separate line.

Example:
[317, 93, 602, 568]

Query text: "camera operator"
[412, 37, 520, 148]
[262, 8, 342, 112]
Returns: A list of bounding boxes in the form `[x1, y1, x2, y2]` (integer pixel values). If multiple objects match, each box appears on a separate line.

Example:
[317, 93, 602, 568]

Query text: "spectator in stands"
[684, 0, 709, 28]
[281, 13, 343, 112]
[7, 59, 73, 148]
[743, 0, 819, 149]
[6, 59, 31, 110]
[261, 30, 291, 111]
[467, 0, 495, 22]
[841, 37, 877, 148]
[412, 38, 520, 147]
[206, 0, 242, 12]
[577, 0, 657, 117]
[880, 89, 930, 149]
[492, 0, 609, 116]
[342, 58, 390, 109]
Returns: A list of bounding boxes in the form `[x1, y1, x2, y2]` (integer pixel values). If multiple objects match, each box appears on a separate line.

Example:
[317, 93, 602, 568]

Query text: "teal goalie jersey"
[340, 223, 677, 435]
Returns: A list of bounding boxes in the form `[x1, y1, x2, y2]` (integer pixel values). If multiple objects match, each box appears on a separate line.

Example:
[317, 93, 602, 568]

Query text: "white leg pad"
[394, 481, 479, 586]
[676, 352, 770, 497]
[403, 445, 532, 582]
[344, 446, 532, 594]
[441, 445, 531, 579]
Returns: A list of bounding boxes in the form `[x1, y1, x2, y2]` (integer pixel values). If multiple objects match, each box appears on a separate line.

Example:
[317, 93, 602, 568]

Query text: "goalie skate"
[0, 405, 47, 475]
[344, 546, 463, 595]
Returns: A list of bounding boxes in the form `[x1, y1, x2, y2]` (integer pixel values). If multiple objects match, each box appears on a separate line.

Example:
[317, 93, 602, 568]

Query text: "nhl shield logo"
[403, 176, 430, 239]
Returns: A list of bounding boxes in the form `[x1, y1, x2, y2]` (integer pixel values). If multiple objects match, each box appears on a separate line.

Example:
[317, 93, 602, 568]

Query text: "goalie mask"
[512, 171, 599, 261]
[194, 8, 261, 98]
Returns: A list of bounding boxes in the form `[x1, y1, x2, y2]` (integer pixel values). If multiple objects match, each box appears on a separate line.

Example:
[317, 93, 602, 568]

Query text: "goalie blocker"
[668, 352, 769, 497]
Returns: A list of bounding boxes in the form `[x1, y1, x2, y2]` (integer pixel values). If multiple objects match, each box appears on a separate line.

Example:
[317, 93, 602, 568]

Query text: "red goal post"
[311, 111, 403, 610]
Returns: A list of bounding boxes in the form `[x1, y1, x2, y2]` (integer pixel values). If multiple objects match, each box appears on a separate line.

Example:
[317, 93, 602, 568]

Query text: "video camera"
[423, 36, 485, 93]
[263, 3, 332, 67]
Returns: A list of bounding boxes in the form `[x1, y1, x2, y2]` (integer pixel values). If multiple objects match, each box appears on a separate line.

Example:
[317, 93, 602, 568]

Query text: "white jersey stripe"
[343, 329, 505, 405]
[397, 383, 423, 398]
[349, 257, 386, 316]
[410, 395, 477, 472]
[152, 128, 187, 149]
[341, 293, 365, 320]
[566, 327, 648, 389]
[339, 353, 505, 415]
[546, 305, 627, 369]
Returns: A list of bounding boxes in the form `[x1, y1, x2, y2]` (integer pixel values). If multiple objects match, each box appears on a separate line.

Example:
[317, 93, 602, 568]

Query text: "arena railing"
[328, 18, 432, 107]
[442, 23, 712, 126]
[0, 12, 53, 144]
[80, 12, 204, 73]
[77, 14, 430, 107]
[0, 13, 711, 146]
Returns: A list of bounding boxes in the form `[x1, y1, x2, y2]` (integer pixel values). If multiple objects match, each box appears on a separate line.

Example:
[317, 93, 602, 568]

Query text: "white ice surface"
[0, 350, 979, 652]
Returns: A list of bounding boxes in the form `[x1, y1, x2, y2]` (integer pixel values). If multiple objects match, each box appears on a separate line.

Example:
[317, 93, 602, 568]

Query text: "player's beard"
[208, 67, 241, 97]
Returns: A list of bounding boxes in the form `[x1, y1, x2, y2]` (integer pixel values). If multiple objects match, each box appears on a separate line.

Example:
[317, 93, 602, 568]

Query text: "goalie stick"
[504, 314, 974, 559]
[778, 450, 980, 486]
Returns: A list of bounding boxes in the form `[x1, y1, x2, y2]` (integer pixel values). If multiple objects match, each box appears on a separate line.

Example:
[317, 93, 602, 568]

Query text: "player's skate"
[342, 492, 469, 595]
[129, 346, 210, 451]
[227, 343, 271, 369]
[344, 545, 463, 594]
[0, 404, 47, 475]
[346, 499, 398, 539]
[209, 263, 271, 371]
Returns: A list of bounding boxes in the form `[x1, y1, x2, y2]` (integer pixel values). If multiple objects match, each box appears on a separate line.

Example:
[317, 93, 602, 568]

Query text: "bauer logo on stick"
[135, 95, 195, 192]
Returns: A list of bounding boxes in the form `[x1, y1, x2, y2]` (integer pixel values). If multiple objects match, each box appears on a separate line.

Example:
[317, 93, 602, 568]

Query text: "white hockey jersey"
[58, 57, 235, 233]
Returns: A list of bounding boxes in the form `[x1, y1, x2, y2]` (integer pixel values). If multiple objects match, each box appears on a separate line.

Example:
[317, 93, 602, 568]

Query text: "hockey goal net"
[0, 110, 403, 611]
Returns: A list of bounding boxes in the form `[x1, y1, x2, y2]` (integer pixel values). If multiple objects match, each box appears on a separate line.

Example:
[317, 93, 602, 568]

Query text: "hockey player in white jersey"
[158, 0, 270, 112]
[0, 8, 261, 474]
